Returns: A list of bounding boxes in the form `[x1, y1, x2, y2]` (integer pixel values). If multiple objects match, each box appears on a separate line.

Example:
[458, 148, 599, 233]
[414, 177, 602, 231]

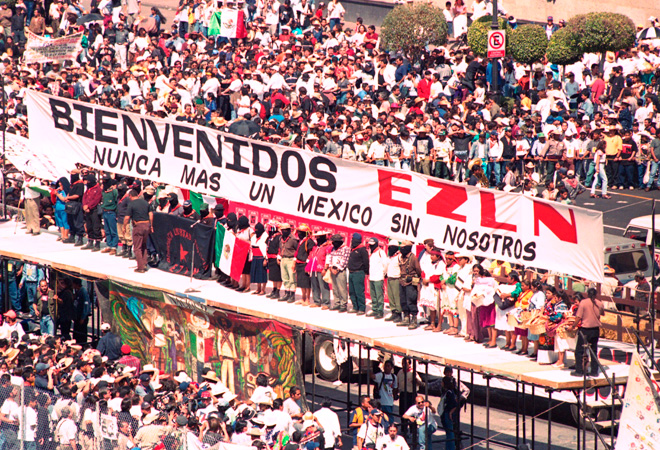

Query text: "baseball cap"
[121, 345, 131, 355]
[183, 200, 192, 207]
[3, 310, 16, 319]
[370, 409, 382, 416]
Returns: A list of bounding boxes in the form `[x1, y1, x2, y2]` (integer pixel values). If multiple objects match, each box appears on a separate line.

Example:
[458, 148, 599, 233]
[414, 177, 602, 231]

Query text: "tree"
[546, 28, 582, 66]
[509, 24, 548, 66]
[467, 16, 511, 57]
[380, 3, 448, 63]
[565, 12, 636, 55]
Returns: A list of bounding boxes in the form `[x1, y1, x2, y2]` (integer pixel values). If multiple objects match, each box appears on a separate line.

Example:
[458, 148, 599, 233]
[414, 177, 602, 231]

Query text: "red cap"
[3, 310, 16, 319]
[121, 345, 131, 355]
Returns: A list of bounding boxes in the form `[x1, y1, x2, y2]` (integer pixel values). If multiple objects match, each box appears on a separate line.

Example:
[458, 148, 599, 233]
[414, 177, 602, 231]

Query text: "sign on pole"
[487, 30, 506, 58]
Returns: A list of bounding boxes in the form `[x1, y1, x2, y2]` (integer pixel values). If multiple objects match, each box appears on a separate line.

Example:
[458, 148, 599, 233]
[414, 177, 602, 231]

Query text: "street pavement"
[574, 188, 660, 234]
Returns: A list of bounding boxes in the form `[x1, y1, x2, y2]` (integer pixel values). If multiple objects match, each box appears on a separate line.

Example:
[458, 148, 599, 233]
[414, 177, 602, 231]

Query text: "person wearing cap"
[264, 222, 283, 299]
[347, 233, 369, 315]
[613, 128, 637, 190]
[397, 241, 422, 330]
[117, 344, 141, 373]
[99, 174, 119, 255]
[115, 181, 134, 259]
[541, 129, 566, 183]
[278, 223, 299, 302]
[0, 310, 25, 342]
[433, 130, 453, 180]
[326, 234, 350, 312]
[356, 408, 385, 450]
[181, 200, 200, 221]
[96, 323, 123, 362]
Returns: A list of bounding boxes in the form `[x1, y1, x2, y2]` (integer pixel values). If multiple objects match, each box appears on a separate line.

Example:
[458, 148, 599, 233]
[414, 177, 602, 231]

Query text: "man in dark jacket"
[397, 240, 422, 329]
[81, 174, 103, 252]
[347, 233, 369, 315]
[97, 322, 123, 361]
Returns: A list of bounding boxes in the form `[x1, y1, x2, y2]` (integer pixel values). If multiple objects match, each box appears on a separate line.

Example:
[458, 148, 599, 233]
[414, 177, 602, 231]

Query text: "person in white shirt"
[282, 386, 303, 420]
[0, 310, 25, 341]
[385, 241, 402, 322]
[55, 406, 78, 448]
[402, 396, 437, 450]
[18, 395, 37, 445]
[250, 374, 278, 405]
[357, 409, 386, 450]
[314, 398, 342, 450]
[271, 398, 294, 434]
[367, 238, 388, 318]
[22, 176, 42, 235]
[371, 360, 399, 421]
[377, 423, 410, 450]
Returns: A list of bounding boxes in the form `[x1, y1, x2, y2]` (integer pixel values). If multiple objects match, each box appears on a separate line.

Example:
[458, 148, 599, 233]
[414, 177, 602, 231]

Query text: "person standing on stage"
[124, 188, 153, 273]
[278, 223, 299, 303]
[266, 222, 283, 299]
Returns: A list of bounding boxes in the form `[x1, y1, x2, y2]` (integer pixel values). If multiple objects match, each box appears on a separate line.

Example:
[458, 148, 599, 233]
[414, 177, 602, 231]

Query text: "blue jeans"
[489, 160, 502, 185]
[381, 404, 393, 428]
[1, 280, 20, 312]
[40, 315, 55, 335]
[591, 165, 608, 197]
[103, 211, 118, 248]
[23, 281, 37, 311]
[418, 422, 437, 450]
[616, 163, 635, 188]
[441, 414, 455, 450]
[647, 161, 660, 189]
[638, 163, 648, 189]
[25, 0, 35, 25]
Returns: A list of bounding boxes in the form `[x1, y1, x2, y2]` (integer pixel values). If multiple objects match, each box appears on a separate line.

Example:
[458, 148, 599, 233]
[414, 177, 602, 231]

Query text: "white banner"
[615, 352, 660, 449]
[4, 133, 76, 180]
[24, 31, 83, 64]
[25, 90, 604, 281]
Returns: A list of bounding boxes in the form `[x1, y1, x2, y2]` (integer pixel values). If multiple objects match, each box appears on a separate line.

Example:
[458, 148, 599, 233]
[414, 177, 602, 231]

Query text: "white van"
[623, 215, 660, 249]
[604, 234, 653, 285]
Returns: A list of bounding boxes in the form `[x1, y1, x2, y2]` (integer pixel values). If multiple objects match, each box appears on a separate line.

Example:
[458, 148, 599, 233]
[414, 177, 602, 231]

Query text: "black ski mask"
[388, 246, 399, 257]
[281, 228, 292, 239]
[400, 245, 413, 256]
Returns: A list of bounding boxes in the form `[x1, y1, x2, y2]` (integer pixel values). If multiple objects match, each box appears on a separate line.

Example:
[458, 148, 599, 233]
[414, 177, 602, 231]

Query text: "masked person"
[64, 172, 85, 246]
[347, 233, 369, 315]
[236, 215, 253, 292]
[199, 204, 215, 226]
[155, 191, 170, 212]
[100, 175, 119, 255]
[293, 224, 315, 306]
[167, 192, 184, 216]
[250, 223, 268, 295]
[181, 200, 200, 221]
[397, 240, 422, 330]
[115, 181, 134, 259]
[278, 223, 299, 302]
[81, 174, 103, 252]
[309, 231, 332, 309]
[266, 222, 283, 299]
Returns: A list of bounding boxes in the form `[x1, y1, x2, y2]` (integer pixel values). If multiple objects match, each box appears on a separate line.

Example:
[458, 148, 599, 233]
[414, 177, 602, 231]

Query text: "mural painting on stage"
[106, 281, 302, 400]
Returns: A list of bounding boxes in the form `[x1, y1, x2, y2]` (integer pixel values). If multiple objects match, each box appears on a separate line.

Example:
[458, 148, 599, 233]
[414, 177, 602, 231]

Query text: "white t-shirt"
[357, 420, 385, 447]
[377, 434, 410, 450]
[283, 398, 301, 417]
[250, 386, 278, 404]
[56, 418, 77, 444]
[1, 398, 19, 427]
[18, 406, 37, 442]
[373, 372, 398, 407]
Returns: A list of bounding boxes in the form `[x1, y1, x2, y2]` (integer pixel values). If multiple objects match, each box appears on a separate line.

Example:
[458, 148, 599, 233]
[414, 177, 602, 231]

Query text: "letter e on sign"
[488, 30, 506, 58]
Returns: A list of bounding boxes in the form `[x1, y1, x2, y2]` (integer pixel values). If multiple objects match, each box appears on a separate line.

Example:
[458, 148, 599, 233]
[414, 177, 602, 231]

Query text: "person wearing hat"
[278, 222, 299, 302]
[115, 181, 134, 259]
[356, 408, 385, 450]
[413, 125, 434, 175]
[293, 224, 315, 305]
[347, 233, 369, 315]
[383, 240, 403, 322]
[433, 129, 453, 180]
[80, 173, 103, 252]
[96, 322, 123, 362]
[397, 240, 422, 329]
[0, 310, 25, 341]
[326, 234, 350, 312]
[117, 344, 141, 373]
[402, 395, 437, 450]
[541, 129, 566, 183]
[309, 230, 332, 309]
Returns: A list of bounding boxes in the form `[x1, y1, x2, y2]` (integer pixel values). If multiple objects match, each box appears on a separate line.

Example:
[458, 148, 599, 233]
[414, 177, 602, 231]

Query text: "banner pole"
[1, 71, 7, 222]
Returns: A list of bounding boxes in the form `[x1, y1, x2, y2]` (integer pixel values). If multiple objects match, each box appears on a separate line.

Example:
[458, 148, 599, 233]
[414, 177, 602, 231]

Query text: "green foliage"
[467, 16, 511, 57]
[509, 24, 548, 65]
[380, 3, 448, 62]
[546, 27, 582, 66]
[565, 12, 636, 54]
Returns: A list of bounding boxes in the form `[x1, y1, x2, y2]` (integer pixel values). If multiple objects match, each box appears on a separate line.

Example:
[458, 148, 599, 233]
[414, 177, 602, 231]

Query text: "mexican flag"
[220, 9, 246, 39]
[188, 331, 215, 362]
[208, 11, 222, 36]
[215, 225, 250, 281]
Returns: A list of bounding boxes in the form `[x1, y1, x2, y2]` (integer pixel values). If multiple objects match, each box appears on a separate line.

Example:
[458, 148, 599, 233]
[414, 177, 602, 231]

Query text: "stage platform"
[0, 221, 653, 391]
